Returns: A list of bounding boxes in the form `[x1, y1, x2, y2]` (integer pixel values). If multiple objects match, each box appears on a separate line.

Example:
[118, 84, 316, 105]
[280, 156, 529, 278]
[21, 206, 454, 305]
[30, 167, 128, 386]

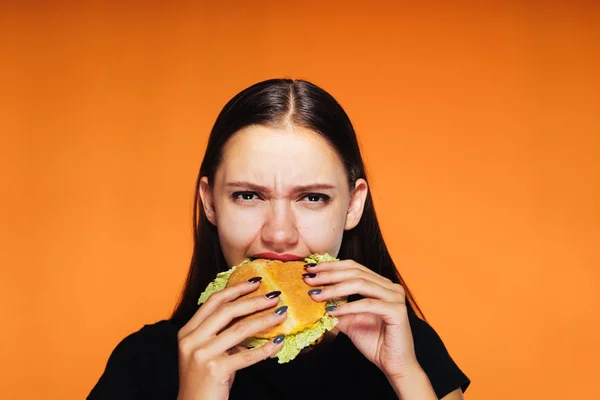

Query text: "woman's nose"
[261, 202, 299, 250]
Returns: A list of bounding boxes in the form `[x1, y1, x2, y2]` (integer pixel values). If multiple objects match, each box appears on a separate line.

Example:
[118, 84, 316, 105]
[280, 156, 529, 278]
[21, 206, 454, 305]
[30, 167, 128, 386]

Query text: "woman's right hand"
[176, 277, 287, 400]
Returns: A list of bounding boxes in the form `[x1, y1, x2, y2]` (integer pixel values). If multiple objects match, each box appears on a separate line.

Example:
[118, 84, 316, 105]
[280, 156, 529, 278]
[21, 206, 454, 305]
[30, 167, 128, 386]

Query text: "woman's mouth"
[251, 252, 305, 262]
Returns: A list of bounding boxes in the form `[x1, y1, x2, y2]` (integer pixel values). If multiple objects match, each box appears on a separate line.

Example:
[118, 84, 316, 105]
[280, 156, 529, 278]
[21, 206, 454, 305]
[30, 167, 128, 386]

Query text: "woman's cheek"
[217, 206, 264, 251]
[296, 210, 345, 256]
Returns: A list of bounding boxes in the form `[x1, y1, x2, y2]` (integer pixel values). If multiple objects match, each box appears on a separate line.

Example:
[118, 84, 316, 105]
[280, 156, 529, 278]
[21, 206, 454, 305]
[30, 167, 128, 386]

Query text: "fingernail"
[274, 305, 288, 316]
[304, 263, 317, 268]
[265, 290, 281, 299]
[273, 334, 285, 344]
[308, 289, 322, 295]
[302, 273, 317, 278]
[248, 276, 262, 283]
[325, 305, 337, 312]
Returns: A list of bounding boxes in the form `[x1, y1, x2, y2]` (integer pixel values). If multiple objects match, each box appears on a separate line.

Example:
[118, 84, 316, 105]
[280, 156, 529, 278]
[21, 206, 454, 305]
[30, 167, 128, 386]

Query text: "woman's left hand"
[303, 259, 421, 380]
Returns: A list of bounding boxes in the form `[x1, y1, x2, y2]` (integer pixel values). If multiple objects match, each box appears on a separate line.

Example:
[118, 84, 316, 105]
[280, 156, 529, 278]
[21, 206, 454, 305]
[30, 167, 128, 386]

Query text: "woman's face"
[200, 124, 368, 268]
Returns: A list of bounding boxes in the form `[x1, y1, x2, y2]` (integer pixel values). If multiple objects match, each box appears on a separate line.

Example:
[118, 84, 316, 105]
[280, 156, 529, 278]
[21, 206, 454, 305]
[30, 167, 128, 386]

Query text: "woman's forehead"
[217, 124, 347, 187]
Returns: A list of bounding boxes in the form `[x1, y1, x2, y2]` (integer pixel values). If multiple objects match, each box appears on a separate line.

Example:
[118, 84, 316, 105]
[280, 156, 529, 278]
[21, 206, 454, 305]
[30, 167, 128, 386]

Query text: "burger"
[198, 253, 346, 363]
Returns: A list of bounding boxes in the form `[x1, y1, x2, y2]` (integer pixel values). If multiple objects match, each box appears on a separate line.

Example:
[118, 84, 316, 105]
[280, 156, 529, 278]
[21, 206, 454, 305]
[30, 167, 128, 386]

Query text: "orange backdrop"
[1, 1, 599, 399]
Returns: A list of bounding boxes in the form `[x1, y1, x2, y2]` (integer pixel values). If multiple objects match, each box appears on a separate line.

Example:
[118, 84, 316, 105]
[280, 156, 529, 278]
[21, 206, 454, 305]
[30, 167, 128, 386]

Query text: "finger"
[308, 278, 404, 303]
[224, 335, 286, 372]
[303, 267, 402, 294]
[326, 298, 408, 326]
[211, 305, 288, 353]
[180, 277, 264, 338]
[305, 260, 393, 284]
[194, 291, 283, 339]
[304, 260, 395, 288]
[226, 345, 248, 356]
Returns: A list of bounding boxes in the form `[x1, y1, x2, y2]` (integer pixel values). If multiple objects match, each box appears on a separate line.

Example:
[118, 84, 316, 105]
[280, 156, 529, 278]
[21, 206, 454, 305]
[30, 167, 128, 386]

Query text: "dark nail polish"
[304, 263, 317, 268]
[302, 273, 317, 278]
[248, 276, 262, 283]
[273, 334, 285, 344]
[325, 305, 337, 312]
[265, 290, 281, 299]
[308, 289, 322, 295]
[274, 305, 288, 316]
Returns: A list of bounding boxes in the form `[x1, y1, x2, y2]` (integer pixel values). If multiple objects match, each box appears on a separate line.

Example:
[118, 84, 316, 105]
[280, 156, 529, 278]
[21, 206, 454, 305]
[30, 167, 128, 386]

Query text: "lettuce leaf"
[241, 311, 339, 363]
[197, 258, 252, 305]
[304, 253, 337, 264]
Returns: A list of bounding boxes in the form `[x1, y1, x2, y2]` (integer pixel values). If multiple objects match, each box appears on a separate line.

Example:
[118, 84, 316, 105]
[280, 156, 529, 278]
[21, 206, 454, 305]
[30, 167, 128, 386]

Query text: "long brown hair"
[170, 78, 425, 326]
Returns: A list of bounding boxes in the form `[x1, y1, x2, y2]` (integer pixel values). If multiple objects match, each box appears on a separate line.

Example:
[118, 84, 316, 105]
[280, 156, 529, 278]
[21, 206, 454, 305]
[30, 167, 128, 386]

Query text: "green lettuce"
[304, 253, 337, 264]
[197, 253, 345, 363]
[197, 258, 252, 305]
[240, 310, 339, 364]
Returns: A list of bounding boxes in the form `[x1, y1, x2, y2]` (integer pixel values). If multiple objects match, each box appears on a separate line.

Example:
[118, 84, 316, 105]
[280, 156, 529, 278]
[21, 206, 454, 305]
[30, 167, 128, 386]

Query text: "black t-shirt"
[88, 307, 470, 399]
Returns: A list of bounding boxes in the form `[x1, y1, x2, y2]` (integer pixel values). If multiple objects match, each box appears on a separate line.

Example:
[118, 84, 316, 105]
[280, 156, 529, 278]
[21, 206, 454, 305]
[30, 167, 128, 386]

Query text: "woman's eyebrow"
[224, 181, 336, 193]
[293, 183, 336, 192]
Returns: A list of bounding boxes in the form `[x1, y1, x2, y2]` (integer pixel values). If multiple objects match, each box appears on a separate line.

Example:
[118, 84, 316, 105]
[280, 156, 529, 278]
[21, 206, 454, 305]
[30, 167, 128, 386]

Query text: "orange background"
[1, 1, 599, 399]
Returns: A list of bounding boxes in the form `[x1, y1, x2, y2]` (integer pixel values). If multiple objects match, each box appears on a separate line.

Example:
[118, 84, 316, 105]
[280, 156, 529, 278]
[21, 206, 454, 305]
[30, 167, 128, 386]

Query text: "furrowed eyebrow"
[293, 184, 336, 192]
[225, 182, 270, 192]
[225, 181, 336, 193]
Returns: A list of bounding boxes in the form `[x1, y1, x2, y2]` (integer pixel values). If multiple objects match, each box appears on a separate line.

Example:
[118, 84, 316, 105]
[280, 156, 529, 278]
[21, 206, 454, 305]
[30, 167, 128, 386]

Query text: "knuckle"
[230, 321, 250, 337]
[205, 358, 223, 377]
[233, 347, 254, 366]
[355, 277, 368, 286]
[394, 295, 405, 304]
[205, 290, 225, 305]
[364, 298, 378, 308]
[192, 348, 207, 364]
[251, 294, 267, 308]
[352, 261, 367, 271]
[395, 284, 406, 296]
[178, 336, 193, 354]
[241, 350, 256, 365]
[350, 261, 368, 271]
[260, 343, 273, 357]
[253, 343, 272, 361]
[216, 302, 232, 316]
[212, 290, 227, 302]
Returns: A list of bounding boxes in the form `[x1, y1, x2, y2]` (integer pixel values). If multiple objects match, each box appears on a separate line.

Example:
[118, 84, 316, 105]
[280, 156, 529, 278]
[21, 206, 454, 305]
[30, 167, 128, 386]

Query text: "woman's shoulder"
[107, 319, 180, 359]
[407, 308, 471, 398]
[87, 320, 180, 399]
[126, 319, 180, 345]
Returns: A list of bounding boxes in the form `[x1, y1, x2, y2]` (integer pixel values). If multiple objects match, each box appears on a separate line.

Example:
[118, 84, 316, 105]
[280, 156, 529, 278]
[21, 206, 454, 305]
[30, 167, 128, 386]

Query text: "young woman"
[88, 79, 471, 399]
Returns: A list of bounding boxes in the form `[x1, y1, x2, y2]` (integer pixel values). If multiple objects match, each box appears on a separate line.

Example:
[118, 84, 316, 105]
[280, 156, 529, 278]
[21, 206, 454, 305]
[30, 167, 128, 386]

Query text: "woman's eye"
[303, 193, 331, 203]
[232, 191, 260, 201]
